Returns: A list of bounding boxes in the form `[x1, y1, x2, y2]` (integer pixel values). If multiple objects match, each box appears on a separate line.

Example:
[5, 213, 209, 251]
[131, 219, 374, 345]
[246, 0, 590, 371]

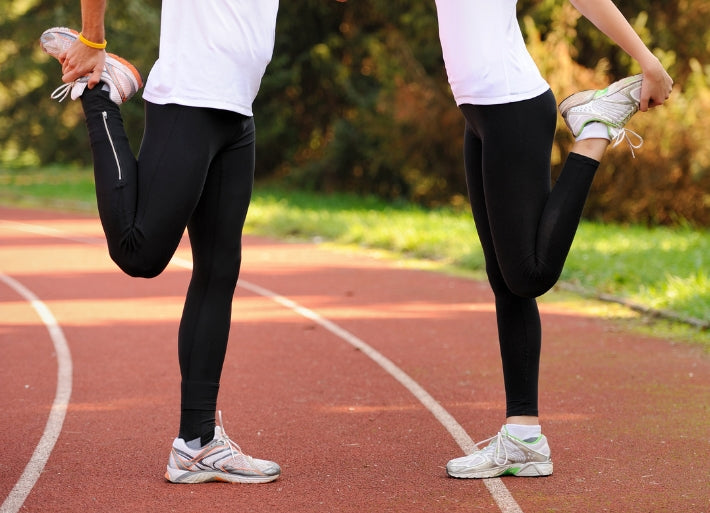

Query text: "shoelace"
[50, 77, 88, 103]
[473, 432, 512, 466]
[50, 82, 75, 102]
[214, 410, 260, 470]
[611, 127, 644, 158]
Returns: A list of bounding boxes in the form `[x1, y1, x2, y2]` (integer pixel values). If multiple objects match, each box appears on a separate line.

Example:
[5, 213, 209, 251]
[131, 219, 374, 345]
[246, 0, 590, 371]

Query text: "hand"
[639, 58, 673, 111]
[59, 39, 106, 89]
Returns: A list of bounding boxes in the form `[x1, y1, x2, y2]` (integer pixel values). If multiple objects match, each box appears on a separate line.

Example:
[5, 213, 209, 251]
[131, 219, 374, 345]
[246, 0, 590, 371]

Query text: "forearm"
[568, 0, 657, 70]
[59, 0, 107, 85]
[569, 0, 673, 110]
[80, 0, 107, 43]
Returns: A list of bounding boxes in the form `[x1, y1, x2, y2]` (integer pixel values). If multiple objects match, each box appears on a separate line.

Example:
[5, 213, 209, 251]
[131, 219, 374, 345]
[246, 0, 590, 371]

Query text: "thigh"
[134, 103, 221, 255]
[463, 123, 508, 293]
[187, 115, 256, 271]
[462, 91, 557, 269]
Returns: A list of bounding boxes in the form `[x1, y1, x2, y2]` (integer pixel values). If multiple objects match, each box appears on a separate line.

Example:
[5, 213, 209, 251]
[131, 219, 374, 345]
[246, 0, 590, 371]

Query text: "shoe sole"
[105, 54, 143, 103]
[106, 54, 143, 89]
[165, 468, 280, 484]
[558, 74, 643, 118]
[447, 461, 553, 479]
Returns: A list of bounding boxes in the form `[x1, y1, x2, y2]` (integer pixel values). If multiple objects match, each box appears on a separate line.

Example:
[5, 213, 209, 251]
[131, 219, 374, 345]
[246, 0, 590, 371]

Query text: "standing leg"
[448, 92, 600, 479]
[177, 115, 256, 446]
[462, 121, 543, 420]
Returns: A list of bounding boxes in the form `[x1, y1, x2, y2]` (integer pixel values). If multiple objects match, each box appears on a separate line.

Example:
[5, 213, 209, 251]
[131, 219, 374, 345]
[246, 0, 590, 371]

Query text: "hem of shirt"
[454, 84, 551, 106]
[141, 92, 254, 117]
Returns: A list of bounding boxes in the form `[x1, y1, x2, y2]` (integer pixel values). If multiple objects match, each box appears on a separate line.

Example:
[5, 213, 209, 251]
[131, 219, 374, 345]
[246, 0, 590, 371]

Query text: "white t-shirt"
[142, 0, 279, 116]
[434, 0, 549, 105]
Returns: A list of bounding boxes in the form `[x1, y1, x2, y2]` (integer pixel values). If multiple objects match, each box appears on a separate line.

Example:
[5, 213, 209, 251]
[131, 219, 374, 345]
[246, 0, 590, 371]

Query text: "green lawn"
[1, 166, 708, 347]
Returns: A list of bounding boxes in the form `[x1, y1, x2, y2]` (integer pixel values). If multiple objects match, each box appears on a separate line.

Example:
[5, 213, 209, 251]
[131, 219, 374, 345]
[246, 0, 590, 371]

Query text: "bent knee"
[505, 275, 558, 299]
[110, 253, 169, 279]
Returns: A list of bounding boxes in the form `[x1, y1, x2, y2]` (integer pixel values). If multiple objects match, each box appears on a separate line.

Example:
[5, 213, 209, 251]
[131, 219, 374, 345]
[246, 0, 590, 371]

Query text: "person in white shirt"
[41, 0, 281, 484]
[435, 0, 673, 479]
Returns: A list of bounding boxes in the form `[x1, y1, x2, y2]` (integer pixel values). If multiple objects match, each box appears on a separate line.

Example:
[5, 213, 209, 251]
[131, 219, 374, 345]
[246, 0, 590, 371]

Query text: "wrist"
[637, 52, 661, 72]
[78, 32, 107, 50]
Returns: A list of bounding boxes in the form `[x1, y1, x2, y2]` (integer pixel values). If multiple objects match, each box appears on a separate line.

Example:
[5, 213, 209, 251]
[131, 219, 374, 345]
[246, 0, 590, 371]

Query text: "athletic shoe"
[559, 74, 644, 155]
[39, 27, 79, 58]
[40, 27, 142, 106]
[446, 425, 553, 479]
[165, 411, 281, 484]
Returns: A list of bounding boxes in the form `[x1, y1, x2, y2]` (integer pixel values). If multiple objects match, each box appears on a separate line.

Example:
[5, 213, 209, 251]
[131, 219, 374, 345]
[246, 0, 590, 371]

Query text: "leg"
[460, 91, 600, 419]
[461, 91, 599, 298]
[462, 123, 542, 419]
[81, 89, 218, 277]
[446, 121, 553, 479]
[177, 115, 256, 445]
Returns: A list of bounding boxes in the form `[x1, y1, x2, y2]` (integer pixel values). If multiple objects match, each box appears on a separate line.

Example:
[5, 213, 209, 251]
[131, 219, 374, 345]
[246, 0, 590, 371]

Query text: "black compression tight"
[460, 90, 599, 417]
[82, 87, 255, 443]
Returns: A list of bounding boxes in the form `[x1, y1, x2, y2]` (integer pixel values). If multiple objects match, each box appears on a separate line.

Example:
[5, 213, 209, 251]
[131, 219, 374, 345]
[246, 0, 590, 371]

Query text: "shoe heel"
[107, 54, 143, 88]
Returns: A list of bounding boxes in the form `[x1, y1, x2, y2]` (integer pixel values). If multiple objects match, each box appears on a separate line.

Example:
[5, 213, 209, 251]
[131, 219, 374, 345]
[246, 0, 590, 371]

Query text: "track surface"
[1, 206, 708, 513]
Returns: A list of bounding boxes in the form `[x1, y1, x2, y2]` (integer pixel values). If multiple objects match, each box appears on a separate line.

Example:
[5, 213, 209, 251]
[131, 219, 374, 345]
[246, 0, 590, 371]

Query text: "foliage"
[1, 0, 709, 224]
[0, 0, 159, 165]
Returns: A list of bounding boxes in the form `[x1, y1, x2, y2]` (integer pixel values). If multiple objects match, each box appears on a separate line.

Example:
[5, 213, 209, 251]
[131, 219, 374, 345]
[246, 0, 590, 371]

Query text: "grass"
[1, 165, 708, 348]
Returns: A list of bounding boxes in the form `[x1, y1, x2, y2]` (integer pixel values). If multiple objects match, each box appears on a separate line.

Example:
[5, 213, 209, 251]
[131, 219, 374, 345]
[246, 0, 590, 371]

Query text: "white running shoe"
[446, 426, 553, 479]
[559, 74, 644, 155]
[165, 411, 281, 484]
[40, 27, 142, 106]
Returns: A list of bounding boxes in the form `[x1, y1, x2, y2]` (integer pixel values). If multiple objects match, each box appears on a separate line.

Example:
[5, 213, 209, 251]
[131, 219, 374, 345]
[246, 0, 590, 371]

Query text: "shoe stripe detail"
[165, 411, 280, 484]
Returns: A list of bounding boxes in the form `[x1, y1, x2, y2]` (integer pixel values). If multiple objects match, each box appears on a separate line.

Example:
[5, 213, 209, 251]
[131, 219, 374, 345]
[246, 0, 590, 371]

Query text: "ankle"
[571, 137, 609, 161]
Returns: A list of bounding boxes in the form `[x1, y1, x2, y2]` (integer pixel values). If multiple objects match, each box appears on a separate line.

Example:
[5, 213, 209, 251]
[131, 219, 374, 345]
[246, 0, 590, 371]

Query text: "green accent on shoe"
[593, 87, 609, 99]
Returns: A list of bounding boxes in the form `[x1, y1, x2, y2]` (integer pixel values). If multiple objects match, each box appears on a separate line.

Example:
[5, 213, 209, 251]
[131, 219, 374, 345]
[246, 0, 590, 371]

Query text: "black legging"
[81, 87, 255, 444]
[460, 90, 599, 417]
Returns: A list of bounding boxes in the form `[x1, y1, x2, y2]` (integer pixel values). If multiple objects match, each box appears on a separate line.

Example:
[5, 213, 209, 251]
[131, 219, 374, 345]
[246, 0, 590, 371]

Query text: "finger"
[87, 67, 103, 89]
[61, 68, 78, 83]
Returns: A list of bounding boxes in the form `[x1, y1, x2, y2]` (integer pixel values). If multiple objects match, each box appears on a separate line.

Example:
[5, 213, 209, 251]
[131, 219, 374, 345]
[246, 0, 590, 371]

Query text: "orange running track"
[1, 206, 708, 513]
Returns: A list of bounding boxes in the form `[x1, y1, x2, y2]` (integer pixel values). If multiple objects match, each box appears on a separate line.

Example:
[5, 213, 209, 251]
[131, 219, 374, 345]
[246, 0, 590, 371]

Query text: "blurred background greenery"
[1, 0, 709, 225]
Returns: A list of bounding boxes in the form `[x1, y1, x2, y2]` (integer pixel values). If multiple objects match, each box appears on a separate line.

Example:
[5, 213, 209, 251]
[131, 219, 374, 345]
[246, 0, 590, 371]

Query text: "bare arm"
[569, 0, 673, 111]
[59, 0, 107, 88]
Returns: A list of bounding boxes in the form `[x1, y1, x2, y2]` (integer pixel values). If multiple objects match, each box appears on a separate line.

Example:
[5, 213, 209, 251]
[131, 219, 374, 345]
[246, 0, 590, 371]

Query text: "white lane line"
[0, 220, 104, 246]
[0, 217, 521, 513]
[172, 255, 524, 513]
[0, 274, 73, 513]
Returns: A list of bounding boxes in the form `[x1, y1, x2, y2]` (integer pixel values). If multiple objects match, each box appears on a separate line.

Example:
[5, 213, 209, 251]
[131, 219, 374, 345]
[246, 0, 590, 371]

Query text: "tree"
[2, 0, 708, 224]
[0, 0, 159, 165]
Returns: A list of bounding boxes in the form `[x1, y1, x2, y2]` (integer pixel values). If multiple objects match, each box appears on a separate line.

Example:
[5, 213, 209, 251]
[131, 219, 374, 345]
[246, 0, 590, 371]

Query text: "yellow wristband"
[78, 32, 107, 50]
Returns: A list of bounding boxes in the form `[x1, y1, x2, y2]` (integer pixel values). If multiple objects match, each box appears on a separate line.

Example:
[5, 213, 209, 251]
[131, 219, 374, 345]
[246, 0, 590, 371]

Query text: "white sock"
[576, 121, 610, 142]
[186, 437, 203, 450]
[505, 423, 542, 441]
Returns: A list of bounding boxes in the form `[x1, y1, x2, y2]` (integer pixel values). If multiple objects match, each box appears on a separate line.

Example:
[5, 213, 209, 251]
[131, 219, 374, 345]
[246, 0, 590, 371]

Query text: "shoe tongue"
[213, 426, 224, 439]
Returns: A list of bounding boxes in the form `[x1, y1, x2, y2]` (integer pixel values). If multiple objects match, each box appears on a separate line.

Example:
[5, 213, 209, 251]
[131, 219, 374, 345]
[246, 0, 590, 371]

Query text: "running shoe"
[165, 411, 281, 484]
[40, 27, 142, 106]
[446, 425, 553, 479]
[559, 74, 644, 155]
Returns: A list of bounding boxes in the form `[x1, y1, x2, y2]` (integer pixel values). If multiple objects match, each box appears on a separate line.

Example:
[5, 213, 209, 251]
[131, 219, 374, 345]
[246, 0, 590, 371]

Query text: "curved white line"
[0, 274, 73, 513]
[172, 256, 523, 513]
[0, 217, 521, 513]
